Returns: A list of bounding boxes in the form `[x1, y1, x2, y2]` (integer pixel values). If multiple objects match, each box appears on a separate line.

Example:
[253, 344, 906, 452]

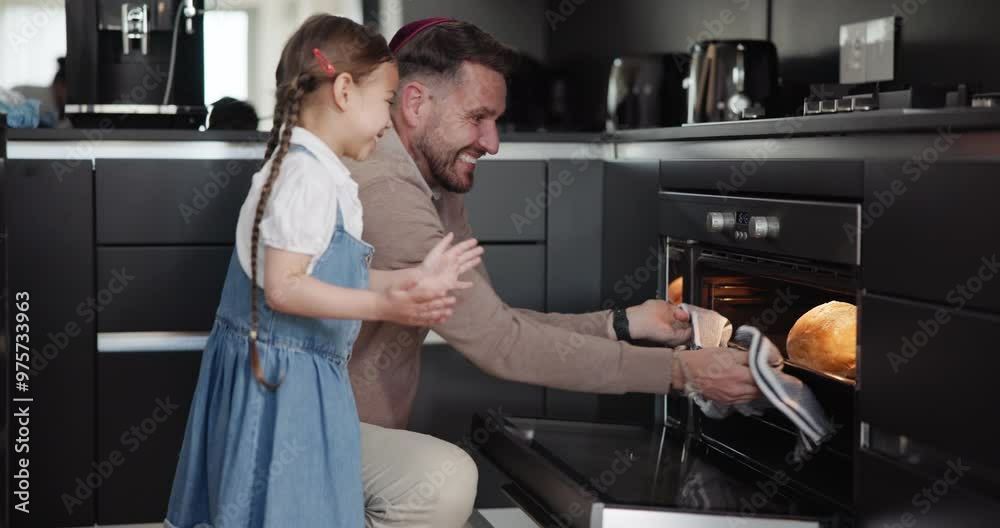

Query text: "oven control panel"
[706, 210, 780, 240]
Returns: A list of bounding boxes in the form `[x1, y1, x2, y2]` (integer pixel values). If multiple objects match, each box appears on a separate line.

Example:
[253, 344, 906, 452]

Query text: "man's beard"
[415, 129, 475, 194]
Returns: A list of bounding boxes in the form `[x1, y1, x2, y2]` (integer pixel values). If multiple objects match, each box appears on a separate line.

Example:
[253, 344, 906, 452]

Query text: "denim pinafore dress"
[166, 144, 372, 528]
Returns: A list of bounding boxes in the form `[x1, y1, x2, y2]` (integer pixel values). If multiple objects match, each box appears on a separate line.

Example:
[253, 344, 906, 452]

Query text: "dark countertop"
[612, 107, 1000, 142]
[7, 107, 1000, 144]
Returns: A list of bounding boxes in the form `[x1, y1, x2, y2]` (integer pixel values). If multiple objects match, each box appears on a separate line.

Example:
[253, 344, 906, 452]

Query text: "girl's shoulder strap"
[287, 142, 319, 160]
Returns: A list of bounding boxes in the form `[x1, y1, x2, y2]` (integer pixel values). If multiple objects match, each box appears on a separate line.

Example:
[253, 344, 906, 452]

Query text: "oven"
[474, 185, 861, 528]
[658, 190, 861, 522]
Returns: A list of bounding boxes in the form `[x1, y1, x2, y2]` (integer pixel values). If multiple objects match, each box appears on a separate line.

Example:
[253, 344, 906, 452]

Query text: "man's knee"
[407, 444, 479, 525]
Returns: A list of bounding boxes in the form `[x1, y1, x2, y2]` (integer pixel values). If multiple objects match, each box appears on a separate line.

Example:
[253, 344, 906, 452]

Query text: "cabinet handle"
[98, 330, 445, 352]
[97, 331, 209, 353]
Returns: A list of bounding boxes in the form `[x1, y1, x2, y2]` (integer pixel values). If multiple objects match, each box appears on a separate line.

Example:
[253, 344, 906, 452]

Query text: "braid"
[248, 72, 312, 390]
[263, 93, 287, 162]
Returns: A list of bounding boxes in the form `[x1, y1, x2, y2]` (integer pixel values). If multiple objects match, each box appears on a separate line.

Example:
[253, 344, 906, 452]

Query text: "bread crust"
[786, 301, 857, 379]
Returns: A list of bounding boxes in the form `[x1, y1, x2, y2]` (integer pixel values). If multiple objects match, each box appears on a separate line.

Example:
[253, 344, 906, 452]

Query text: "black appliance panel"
[659, 192, 860, 267]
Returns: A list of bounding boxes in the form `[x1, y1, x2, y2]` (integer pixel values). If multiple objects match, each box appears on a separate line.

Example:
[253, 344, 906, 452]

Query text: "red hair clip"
[313, 48, 336, 77]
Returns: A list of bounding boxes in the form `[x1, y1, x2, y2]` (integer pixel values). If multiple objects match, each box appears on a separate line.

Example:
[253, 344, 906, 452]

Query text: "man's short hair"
[395, 20, 518, 84]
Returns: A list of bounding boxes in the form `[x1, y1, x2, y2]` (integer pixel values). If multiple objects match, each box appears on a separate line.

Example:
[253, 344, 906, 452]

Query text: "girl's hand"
[375, 279, 457, 327]
[415, 233, 484, 293]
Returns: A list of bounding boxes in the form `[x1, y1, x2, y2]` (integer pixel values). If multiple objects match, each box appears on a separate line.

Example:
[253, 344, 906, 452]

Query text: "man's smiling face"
[414, 61, 506, 193]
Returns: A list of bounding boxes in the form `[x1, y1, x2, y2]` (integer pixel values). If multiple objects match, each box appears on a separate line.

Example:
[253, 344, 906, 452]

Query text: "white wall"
[0, 0, 66, 88]
[208, 0, 364, 129]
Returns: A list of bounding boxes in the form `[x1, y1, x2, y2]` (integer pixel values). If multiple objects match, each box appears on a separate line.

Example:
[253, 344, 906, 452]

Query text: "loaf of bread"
[668, 277, 684, 305]
[786, 301, 857, 379]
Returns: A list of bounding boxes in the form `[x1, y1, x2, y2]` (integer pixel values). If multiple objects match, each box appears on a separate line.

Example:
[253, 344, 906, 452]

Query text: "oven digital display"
[736, 211, 751, 225]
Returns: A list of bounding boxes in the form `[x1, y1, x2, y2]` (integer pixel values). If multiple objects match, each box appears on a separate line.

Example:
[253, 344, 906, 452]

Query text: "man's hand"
[671, 347, 760, 405]
[610, 299, 692, 346]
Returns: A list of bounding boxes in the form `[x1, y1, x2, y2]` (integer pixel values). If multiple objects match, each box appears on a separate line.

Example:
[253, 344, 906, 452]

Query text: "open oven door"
[472, 414, 849, 528]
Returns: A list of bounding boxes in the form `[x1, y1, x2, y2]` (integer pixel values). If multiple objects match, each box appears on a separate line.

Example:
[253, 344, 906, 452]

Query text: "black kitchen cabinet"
[96, 246, 232, 332]
[864, 161, 1000, 313]
[96, 158, 255, 245]
[464, 160, 547, 242]
[96, 350, 202, 525]
[545, 159, 661, 425]
[859, 293, 1000, 471]
[5, 159, 95, 527]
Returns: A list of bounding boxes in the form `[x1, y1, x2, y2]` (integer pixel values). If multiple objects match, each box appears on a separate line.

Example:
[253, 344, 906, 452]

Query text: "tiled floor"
[98, 508, 536, 528]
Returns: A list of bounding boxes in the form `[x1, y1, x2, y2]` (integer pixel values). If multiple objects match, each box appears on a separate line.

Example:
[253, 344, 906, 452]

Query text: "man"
[343, 19, 760, 528]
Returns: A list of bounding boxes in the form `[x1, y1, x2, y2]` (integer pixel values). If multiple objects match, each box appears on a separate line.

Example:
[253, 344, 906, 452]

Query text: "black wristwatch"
[612, 308, 632, 341]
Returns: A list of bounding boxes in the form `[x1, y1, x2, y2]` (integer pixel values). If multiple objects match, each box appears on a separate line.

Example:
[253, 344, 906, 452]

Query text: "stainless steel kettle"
[684, 40, 779, 123]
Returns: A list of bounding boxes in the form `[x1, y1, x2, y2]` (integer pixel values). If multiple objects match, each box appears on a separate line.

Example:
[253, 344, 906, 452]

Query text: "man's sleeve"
[512, 309, 612, 338]
[359, 179, 674, 395]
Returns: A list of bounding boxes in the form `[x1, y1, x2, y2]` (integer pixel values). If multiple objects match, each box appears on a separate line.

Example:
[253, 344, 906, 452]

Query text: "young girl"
[165, 15, 482, 528]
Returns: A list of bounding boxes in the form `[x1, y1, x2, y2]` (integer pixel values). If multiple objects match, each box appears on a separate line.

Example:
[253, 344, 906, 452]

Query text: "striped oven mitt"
[678, 304, 836, 462]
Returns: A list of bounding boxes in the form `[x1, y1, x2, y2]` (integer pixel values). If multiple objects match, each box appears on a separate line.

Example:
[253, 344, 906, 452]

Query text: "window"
[203, 9, 249, 105]
[0, 2, 66, 89]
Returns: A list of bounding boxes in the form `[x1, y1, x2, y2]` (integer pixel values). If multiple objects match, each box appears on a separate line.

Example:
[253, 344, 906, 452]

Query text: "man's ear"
[331, 73, 354, 111]
[398, 80, 430, 129]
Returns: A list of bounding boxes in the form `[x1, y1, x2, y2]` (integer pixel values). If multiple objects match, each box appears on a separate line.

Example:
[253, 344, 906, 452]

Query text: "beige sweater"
[343, 129, 674, 429]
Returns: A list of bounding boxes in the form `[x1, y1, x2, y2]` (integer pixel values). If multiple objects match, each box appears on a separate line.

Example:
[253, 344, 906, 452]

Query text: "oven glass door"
[661, 238, 858, 511]
[477, 415, 840, 528]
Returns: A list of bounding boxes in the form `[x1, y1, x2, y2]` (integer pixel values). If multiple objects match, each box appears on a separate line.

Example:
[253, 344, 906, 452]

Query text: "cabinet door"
[860, 294, 1000, 469]
[465, 160, 547, 242]
[5, 159, 96, 527]
[96, 159, 255, 244]
[96, 246, 232, 332]
[864, 161, 1000, 312]
[96, 349, 202, 525]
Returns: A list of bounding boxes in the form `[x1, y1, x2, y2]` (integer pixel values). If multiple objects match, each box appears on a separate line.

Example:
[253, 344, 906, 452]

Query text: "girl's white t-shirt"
[235, 127, 364, 289]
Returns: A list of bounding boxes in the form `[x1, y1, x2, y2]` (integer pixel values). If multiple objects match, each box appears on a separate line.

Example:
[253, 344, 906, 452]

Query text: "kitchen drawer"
[96, 158, 255, 244]
[859, 294, 1000, 469]
[96, 350, 202, 525]
[482, 244, 546, 311]
[864, 161, 1000, 312]
[97, 246, 232, 332]
[465, 160, 546, 242]
[661, 159, 864, 199]
[857, 451, 1000, 528]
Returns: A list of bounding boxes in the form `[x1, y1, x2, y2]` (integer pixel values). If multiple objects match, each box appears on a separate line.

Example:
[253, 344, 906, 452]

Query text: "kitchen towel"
[678, 303, 836, 462]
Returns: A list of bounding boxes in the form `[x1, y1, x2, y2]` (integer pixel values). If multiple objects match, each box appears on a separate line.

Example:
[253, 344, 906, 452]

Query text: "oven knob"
[749, 216, 780, 239]
[706, 212, 735, 233]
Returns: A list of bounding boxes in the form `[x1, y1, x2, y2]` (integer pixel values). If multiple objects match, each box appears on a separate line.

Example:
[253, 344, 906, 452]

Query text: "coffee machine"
[65, 0, 206, 128]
